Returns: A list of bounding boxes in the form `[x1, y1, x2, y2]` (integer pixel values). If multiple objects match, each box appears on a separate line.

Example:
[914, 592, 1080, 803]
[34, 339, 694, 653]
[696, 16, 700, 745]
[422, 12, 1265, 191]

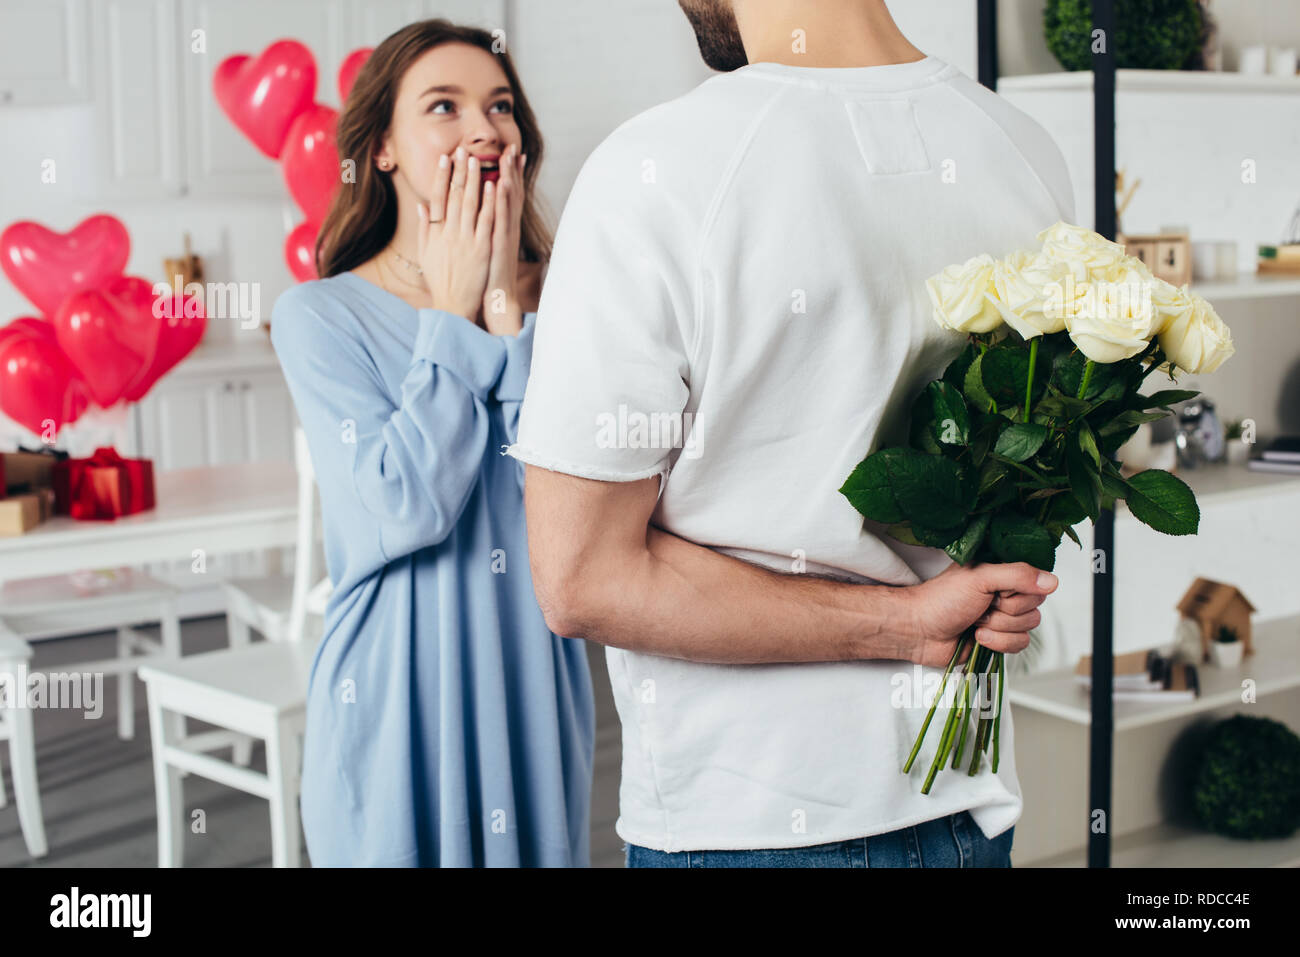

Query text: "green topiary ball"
[1044, 0, 1205, 72]
[1192, 715, 1300, 840]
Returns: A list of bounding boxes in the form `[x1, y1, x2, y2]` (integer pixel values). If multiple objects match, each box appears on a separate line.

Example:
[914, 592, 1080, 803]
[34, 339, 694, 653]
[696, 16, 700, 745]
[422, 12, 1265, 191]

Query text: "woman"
[269, 19, 595, 867]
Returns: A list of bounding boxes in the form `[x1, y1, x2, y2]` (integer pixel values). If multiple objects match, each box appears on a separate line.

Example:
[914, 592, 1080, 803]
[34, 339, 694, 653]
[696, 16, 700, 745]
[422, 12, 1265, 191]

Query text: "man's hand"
[903, 561, 1058, 668]
[522, 464, 921, 664]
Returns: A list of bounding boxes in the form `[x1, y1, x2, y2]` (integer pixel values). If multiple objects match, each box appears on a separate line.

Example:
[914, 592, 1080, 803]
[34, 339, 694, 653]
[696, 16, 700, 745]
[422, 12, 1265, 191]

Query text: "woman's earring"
[378, 159, 391, 170]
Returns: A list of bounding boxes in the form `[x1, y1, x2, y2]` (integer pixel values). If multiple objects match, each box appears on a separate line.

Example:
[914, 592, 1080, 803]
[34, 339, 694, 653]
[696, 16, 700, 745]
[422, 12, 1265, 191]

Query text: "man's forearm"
[564, 526, 918, 664]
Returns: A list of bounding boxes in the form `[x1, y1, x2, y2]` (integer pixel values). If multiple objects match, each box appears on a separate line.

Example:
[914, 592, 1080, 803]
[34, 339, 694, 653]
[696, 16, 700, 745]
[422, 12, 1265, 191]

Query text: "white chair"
[0, 625, 47, 857]
[138, 427, 327, 867]
[0, 569, 181, 742]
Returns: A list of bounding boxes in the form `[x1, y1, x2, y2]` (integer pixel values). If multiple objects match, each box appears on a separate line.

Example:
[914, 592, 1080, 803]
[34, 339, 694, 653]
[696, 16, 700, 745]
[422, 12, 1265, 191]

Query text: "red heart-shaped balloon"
[214, 40, 318, 159]
[338, 47, 372, 104]
[0, 329, 90, 436]
[285, 220, 320, 283]
[0, 215, 130, 319]
[54, 276, 161, 407]
[0, 316, 55, 349]
[124, 286, 206, 401]
[282, 104, 339, 224]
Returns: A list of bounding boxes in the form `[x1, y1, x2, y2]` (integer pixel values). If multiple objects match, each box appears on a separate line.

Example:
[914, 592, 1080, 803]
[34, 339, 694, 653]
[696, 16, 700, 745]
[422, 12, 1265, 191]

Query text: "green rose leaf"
[1077, 421, 1101, 469]
[988, 511, 1057, 572]
[926, 380, 970, 448]
[942, 344, 977, 394]
[1125, 469, 1200, 536]
[1065, 434, 1101, 521]
[1137, 389, 1200, 410]
[909, 522, 968, 549]
[1098, 408, 1168, 436]
[964, 352, 996, 414]
[993, 422, 1050, 462]
[839, 449, 906, 523]
[945, 511, 991, 566]
[885, 523, 924, 547]
[888, 450, 977, 530]
[982, 345, 1046, 409]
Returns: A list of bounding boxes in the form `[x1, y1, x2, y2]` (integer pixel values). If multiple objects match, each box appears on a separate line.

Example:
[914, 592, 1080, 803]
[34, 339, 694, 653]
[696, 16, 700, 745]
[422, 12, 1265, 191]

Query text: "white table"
[0, 462, 300, 581]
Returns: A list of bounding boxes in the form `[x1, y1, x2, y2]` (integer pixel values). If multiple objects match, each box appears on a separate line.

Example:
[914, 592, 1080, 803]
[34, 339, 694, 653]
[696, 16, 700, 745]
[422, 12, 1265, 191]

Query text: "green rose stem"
[950, 665, 973, 769]
[1022, 337, 1039, 423]
[903, 637, 965, 773]
[921, 649, 965, 793]
[955, 644, 992, 768]
[992, 652, 1005, 772]
[921, 630, 978, 793]
[1076, 358, 1096, 399]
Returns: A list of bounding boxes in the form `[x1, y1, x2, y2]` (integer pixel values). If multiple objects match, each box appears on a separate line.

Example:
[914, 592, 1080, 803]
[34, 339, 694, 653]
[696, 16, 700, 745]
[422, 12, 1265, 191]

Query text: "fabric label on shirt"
[844, 98, 931, 175]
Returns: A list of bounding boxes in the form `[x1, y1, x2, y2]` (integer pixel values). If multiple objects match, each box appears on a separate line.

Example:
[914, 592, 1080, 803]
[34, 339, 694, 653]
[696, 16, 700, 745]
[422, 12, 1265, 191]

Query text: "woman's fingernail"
[1037, 572, 1058, 590]
[456, 146, 465, 160]
[439, 154, 448, 168]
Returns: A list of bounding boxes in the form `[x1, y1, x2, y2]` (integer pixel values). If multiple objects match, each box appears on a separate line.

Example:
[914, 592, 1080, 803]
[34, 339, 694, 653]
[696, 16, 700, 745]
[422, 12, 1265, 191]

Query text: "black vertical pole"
[977, 0, 998, 90]
[1090, 0, 1117, 870]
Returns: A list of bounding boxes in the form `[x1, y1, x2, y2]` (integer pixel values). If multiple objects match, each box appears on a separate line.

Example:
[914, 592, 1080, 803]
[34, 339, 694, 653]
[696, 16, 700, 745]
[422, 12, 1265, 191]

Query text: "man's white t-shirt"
[504, 54, 1075, 852]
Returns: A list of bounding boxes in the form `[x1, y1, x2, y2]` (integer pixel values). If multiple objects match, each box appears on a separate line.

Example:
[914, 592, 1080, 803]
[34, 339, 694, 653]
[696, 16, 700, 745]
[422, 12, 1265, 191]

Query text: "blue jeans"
[625, 811, 1013, 867]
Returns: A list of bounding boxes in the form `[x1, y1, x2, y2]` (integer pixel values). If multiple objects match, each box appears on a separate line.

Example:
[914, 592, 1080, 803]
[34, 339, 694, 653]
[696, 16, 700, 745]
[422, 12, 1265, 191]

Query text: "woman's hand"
[417, 146, 495, 322]
[481, 143, 527, 336]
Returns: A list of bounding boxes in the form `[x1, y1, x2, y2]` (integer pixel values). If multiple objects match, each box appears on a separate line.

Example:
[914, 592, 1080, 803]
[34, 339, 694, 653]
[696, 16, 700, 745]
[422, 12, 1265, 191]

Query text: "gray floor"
[0, 616, 624, 868]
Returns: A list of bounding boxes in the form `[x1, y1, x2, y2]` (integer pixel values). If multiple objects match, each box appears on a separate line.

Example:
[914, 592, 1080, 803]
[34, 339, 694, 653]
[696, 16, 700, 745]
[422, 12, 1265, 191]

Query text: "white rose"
[1038, 221, 1129, 283]
[926, 253, 1003, 334]
[1064, 263, 1163, 364]
[1158, 290, 1235, 374]
[988, 248, 1070, 339]
[1145, 273, 1194, 340]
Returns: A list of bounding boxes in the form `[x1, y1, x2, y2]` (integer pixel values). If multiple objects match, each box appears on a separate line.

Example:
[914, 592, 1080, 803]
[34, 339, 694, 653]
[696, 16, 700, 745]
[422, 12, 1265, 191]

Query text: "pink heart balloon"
[214, 40, 317, 159]
[0, 215, 130, 318]
[282, 103, 340, 224]
[0, 331, 90, 435]
[285, 220, 320, 283]
[53, 276, 161, 407]
[124, 286, 206, 401]
[338, 47, 372, 104]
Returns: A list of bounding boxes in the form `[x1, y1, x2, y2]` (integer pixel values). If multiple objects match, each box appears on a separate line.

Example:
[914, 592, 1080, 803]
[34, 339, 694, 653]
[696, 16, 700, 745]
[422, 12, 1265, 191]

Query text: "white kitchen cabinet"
[0, 0, 90, 106]
[132, 342, 297, 596]
[88, 0, 184, 198]
[179, 0, 348, 197]
[134, 344, 295, 471]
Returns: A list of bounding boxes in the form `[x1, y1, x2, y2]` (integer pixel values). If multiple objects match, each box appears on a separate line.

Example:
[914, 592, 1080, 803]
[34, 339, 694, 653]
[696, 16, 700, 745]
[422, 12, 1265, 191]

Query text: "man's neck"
[734, 0, 925, 69]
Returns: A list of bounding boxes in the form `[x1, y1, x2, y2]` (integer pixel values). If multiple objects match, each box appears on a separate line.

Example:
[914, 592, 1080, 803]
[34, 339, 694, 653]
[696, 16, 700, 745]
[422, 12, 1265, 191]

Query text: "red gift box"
[53, 447, 156, 521]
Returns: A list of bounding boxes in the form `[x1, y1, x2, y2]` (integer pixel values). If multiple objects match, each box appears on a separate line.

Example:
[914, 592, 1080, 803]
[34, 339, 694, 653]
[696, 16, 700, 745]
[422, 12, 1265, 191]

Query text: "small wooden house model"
[1176, 577, 1255, 662]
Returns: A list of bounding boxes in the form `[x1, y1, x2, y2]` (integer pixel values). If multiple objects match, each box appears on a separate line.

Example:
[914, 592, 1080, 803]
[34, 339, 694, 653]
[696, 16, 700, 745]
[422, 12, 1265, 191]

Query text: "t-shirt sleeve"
[502, 137, 694, 491]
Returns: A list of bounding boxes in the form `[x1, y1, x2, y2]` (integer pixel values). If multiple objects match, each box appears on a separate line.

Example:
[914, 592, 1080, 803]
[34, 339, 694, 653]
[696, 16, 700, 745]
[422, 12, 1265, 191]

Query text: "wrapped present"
[2, 446, 68, 495]
[0, 493, 41, 536]
[53, 447, 156, 521]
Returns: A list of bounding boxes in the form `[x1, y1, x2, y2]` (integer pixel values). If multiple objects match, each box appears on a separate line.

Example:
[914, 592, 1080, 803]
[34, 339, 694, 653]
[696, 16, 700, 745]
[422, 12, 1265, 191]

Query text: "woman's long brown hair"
[317, 18, 552, 278]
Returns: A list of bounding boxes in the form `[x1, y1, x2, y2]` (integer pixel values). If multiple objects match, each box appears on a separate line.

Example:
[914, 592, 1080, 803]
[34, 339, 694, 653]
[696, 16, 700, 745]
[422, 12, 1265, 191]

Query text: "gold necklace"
[390, 246, 423, 276]
[377, 253, 426, 306]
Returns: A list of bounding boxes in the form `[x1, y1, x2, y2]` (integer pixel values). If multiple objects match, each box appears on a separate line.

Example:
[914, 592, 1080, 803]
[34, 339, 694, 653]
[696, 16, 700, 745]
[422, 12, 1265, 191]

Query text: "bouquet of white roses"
[840, 222, 1234, 793]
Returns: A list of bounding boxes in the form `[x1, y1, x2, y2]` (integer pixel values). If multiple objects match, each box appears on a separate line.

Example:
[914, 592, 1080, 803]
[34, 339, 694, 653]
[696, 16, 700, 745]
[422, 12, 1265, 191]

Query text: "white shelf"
[164, 336, 280, 377]
[1023, 820, 1300, 868]
[999, 68, 1300, 95]
[1008, 615, 1300, 730]
[1151, 459, 1300, 507]
[1192, 272, 1300, 301]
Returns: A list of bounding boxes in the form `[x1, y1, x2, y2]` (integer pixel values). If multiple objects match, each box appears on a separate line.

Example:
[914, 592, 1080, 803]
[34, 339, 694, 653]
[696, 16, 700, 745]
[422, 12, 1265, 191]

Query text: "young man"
[503, 0, 1072, 867]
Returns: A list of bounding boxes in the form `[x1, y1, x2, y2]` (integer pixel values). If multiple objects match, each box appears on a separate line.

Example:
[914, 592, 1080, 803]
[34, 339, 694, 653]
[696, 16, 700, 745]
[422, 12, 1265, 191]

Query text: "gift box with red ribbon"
[53, 447, 156, 521]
